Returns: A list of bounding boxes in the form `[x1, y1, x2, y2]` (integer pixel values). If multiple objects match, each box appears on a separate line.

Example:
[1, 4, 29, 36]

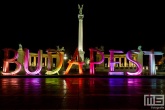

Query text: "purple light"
[109, 72, 124, 75]
[109, 50, 124, 75]
[24, 49, 42, 75]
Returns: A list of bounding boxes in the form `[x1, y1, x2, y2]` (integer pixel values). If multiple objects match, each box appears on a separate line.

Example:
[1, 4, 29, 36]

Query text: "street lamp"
[64, 54, 67, 60]
[63, 54, 68, 71]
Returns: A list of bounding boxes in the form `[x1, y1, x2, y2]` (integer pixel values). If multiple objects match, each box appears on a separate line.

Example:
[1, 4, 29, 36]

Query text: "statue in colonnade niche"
[95, 46, 104, 52]
[138, 45, 142, 51]
[84, 57, 90, 70]
[56, 46, 65, 51]
[18, 44, 23, 50]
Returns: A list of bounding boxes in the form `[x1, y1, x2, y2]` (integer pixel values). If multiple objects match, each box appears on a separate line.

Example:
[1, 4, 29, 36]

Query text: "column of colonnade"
[29, 56, 48, 67]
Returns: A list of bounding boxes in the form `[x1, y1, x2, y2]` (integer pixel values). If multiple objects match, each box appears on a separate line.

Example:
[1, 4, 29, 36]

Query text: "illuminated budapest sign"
[1, 48, 163, 76]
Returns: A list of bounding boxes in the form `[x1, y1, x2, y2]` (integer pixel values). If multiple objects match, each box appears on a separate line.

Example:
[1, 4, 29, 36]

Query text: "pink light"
[24, 49, 43, 75]
[109, 50, 124, 75]
[126, 50, 142, 76]
[89, 48, 104, 75]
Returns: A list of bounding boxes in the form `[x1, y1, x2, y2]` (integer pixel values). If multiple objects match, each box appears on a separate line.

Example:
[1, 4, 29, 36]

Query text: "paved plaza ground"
[0, 76, 165, 110]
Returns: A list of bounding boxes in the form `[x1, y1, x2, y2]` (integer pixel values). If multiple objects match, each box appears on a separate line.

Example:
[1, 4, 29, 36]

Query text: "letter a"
[64, 48, 84, 75]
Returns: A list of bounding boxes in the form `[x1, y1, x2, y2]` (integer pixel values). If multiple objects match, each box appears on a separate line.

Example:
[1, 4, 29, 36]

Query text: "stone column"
[124, 57, 127, 67]
[34, 56, 36, 66]
[119, 57, 121, 67]
[129, 61, 132, 67]
[78, 4, 85, 61]
[133, 57, 136, 67]
[29, 56, 31, 66]
[45, 57, 47, 67]
[114, 58, 116, 67]
[108, 58, 110, 67]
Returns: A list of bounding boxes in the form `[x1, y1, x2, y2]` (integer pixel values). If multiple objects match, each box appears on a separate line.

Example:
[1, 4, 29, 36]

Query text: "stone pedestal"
[79, 51, 85, 62]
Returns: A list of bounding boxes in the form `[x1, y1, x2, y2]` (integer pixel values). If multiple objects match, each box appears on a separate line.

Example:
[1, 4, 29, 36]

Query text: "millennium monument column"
[78, 4, 85, 61]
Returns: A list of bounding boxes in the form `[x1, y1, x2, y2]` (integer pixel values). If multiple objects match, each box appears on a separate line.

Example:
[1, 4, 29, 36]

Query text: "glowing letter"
[143, 50, 163, 75]
[109, 50, 124, 75]
[89, 48, 104, 75]
[126, 50, 142, 76]
[2, 48, 21, 75]
[45, 49, 63, 75]
[64, 48, 84, 75]
[24, 49, 43, 75]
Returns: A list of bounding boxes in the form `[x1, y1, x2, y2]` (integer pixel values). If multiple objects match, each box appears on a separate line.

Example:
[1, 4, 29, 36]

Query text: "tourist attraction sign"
[0, 47, 163, 76]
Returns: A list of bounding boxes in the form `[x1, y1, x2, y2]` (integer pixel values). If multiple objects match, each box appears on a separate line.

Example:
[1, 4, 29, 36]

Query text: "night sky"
[1, 1, 165, 58]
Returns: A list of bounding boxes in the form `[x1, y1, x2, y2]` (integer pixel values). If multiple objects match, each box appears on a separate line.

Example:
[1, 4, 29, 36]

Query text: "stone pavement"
[0, 77, 165, 110]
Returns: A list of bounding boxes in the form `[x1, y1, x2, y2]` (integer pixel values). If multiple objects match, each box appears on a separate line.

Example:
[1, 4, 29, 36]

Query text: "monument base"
[79, 50, 85, 61]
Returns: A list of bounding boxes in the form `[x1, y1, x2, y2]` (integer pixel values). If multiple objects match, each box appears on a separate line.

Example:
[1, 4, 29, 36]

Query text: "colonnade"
[28, 52, 64, 68]
[28, 56, 48, 67]
[96, 53, 138, 69]
[106, 56, 137, 67]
